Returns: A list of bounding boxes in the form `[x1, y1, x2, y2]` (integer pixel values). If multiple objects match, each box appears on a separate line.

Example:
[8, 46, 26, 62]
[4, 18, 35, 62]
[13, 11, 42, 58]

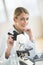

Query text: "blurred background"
[0, 0, 43, 56]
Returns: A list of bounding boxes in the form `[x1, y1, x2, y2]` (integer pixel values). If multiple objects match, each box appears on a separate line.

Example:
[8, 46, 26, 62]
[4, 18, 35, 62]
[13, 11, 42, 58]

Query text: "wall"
[37, 0, 43, 36]
[29, 16, 43, 38]
[0, 0, 43, 38]
[0, 16, 43, 39]
[0, 0, 43, 57]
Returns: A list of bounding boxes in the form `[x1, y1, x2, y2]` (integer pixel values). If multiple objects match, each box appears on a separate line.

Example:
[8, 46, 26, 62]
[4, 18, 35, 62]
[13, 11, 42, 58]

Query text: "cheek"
[17, 20, 28, 27]
[21, 21, 28, 26]
[26, 22, 28, 25]
[17, 21, 23, 25]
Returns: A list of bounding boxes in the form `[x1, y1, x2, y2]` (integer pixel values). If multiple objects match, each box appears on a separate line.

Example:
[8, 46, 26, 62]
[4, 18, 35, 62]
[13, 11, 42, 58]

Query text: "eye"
[20, 18, 25, 20]
[26, 18, 29, 20]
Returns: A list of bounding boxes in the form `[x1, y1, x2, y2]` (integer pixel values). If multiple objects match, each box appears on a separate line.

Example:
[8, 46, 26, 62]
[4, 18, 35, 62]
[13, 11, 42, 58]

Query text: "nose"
[24, 19, 28, 24]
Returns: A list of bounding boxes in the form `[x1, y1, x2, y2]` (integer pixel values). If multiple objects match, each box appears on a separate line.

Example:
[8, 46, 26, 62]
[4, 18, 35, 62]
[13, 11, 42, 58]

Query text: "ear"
[13, 17, 17, 23]
[13, 17, 15, 22]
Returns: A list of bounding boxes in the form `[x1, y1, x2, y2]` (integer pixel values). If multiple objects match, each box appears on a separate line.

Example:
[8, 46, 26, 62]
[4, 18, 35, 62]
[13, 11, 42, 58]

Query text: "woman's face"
[14, 12, 29, 32]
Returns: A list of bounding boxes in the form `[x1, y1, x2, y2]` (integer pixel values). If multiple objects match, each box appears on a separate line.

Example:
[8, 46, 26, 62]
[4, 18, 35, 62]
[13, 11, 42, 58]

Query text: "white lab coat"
[16, 33, 36, 59]
[0, 27, 20, 65]
[0, 26, 39, 65]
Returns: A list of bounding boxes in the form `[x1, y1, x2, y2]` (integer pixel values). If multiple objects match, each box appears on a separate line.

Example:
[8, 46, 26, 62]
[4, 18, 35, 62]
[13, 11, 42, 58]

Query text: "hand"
[7, 35, 14, 47]
[25, 28, 33, 42]
[5, 35, 14, 59]
[5, 48, 10, 59]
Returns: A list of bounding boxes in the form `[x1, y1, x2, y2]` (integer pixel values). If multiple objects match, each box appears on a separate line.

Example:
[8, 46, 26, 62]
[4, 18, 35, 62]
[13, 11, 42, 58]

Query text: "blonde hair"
[14, 7, 29, 18]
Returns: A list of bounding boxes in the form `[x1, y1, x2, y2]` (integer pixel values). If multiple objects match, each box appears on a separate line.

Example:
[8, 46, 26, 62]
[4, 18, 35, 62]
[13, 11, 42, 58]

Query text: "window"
[5, 0, 39, 21]
[0, 0, 39, 23]
[0, 0, 6, 23]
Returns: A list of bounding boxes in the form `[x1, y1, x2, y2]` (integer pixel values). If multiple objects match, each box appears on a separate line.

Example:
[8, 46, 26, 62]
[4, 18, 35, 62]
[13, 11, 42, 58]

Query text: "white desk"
[35, 58, 43, 65]
[19, 57, 34, 65]
[19, 57, 43, 65]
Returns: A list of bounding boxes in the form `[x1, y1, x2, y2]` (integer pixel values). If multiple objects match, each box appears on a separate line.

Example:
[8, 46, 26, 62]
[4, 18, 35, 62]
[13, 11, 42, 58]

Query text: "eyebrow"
[21, 17, 29, 19]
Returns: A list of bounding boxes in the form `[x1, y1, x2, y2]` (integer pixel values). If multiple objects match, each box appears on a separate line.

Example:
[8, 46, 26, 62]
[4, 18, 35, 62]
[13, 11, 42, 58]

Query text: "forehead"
[18, 12, 29, 18]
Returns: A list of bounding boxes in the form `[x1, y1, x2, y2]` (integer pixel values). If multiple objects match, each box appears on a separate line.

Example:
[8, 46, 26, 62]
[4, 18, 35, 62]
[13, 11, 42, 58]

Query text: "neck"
[13, 24, 23, 34]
